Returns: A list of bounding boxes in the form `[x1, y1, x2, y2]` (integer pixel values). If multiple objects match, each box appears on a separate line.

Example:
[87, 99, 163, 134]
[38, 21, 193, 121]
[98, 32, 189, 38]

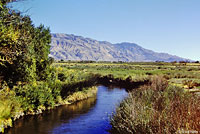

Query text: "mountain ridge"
[49, 33, 190, 62]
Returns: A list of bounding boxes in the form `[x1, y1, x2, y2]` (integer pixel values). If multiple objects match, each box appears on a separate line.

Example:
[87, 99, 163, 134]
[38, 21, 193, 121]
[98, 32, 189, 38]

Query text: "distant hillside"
[49, 33, 189, 62]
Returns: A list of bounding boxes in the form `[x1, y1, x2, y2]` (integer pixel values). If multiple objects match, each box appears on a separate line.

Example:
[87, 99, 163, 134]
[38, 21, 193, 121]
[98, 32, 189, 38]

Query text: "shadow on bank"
[5, 97, 97, 134]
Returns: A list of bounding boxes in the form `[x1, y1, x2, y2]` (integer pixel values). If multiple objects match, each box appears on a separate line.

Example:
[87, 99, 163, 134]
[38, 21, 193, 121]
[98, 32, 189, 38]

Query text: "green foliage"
[56, 67, 94, 84]
[0, 1, 52, 86]
[0, 2, 20, 66]
[0, 84, 21, 120]
[15, 81, 56, 111]
[0, 2, 57, 132]
[54, 62, 200, 85]
[34, 25, 51, 80]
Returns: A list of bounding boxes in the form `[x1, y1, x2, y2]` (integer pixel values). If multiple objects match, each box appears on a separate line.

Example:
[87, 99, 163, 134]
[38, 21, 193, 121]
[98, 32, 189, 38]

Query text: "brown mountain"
[50, 33, 189, 62]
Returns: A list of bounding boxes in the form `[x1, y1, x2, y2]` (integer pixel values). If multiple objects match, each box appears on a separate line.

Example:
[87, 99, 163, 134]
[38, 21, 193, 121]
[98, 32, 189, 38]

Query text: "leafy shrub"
[0, 86, 21, 120]
[14, 81, 56, 112]
[48, 79, 63, 103]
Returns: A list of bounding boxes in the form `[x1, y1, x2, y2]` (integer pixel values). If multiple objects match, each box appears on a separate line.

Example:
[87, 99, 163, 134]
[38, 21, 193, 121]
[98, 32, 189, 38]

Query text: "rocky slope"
[50, 33, 188, 62]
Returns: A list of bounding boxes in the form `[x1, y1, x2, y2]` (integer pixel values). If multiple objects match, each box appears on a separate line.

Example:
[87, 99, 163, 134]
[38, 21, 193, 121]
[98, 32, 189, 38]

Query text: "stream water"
[6, 86, 128, 134]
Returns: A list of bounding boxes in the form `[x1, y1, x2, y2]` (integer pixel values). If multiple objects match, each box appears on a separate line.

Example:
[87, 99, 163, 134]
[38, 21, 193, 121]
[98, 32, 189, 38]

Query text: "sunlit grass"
[110, 76, 200, 134]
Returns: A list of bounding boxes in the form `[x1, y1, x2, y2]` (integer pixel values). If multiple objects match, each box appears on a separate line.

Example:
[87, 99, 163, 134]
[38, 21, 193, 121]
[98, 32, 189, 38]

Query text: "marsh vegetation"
[54, 61, 200, 133]
[110, 76, 200, 134]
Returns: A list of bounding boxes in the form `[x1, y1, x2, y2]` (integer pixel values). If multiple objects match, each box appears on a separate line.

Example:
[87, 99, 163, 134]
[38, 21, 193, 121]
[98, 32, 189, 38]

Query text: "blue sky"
[12, 0, 200, 60]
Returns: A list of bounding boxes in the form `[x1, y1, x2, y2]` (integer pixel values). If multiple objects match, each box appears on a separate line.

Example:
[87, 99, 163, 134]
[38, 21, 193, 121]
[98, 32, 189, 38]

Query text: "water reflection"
[6, 97, 97, 134]
[6, 86, 127, 134]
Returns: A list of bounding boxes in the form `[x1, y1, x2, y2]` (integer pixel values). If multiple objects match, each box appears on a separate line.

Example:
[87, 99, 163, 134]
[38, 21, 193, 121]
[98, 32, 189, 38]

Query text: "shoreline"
[1, 75, 149, 133]
[0, 86, 98, 133]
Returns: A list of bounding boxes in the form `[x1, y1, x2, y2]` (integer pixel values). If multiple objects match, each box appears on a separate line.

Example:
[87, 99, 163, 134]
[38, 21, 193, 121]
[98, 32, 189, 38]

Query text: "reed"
[110, 76, 200, 134]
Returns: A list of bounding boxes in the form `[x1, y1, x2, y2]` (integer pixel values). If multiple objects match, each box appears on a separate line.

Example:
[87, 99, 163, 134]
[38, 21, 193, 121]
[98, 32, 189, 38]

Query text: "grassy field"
[54, 61, 200, 89]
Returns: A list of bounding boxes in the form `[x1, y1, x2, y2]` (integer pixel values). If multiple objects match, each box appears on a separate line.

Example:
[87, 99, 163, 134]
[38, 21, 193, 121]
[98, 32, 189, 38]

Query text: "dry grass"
[64, 86, 97, 104]
[110, 76, 200, 134]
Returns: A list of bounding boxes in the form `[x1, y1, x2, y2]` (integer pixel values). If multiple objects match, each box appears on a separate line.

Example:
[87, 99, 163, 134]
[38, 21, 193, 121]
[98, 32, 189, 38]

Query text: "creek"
[6, 86, 128, 134]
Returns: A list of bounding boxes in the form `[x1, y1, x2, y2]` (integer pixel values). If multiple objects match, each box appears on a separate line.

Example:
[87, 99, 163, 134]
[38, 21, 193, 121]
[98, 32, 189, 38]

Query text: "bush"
[14, 81, 56, 112]
[110, 76, 200, 134]
[0, 84, 21, 132]
[0, 88, 21, 120]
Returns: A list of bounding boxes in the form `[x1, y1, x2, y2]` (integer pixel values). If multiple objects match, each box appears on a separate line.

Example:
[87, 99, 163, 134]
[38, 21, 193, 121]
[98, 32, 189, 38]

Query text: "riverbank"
[5, 86, 127, 134]
[0, 71, 149, 133]
[110, 76, 200, 134]
[0, 86, 97, 133]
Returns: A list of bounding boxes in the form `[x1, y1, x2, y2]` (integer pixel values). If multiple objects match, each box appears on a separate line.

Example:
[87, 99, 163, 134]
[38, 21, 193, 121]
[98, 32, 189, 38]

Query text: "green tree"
[34, 25, 52, 80]
[0, 1, 52, 86]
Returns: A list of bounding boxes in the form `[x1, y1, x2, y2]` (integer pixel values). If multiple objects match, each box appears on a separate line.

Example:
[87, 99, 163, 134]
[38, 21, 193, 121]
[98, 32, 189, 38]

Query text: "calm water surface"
[6, 86, 127, 134]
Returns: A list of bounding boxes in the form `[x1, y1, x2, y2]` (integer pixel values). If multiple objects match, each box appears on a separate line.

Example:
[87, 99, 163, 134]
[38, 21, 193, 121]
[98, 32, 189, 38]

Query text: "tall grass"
[110, 76, 200, 134]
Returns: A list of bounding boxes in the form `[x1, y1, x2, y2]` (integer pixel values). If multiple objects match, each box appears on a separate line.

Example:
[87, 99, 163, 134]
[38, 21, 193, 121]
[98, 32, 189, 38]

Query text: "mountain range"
[49, 33, 188, 62]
